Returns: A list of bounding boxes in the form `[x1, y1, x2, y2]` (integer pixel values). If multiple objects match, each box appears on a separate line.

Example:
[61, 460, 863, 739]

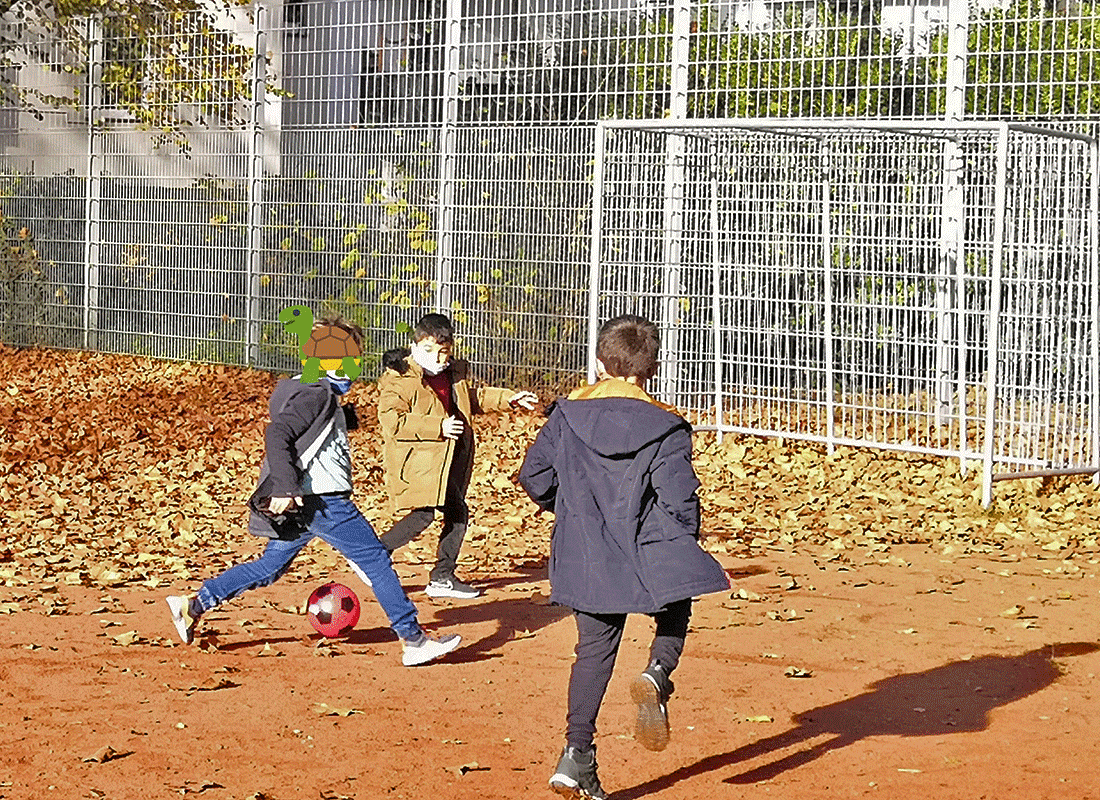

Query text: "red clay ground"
[5, 347, 1100, 799]
[4, 543, 1100, 799]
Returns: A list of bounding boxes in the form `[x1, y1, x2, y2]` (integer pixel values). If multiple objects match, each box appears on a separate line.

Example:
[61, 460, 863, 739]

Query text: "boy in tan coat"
[378, 313, 537, 598]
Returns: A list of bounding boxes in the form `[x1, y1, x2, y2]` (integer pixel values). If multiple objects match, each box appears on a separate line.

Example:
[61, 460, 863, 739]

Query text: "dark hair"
[381, 346, 410, 375]
[413, 313, 454, 343]
[317, 314, 364, 349]
[596, 315, 659, 381]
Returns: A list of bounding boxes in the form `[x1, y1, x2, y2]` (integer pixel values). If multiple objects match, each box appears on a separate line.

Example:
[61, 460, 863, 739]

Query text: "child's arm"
[472, 385, 537, 413]
[377, 376, 447, 441]
[518, 410, 561, 512]
[471, 384, 513, 414]
[649, 424, 702, 537]
[452, 360, 536, 414]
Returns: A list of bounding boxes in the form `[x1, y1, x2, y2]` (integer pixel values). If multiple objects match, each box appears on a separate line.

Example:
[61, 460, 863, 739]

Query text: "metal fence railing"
[2, 0, 1100, 498]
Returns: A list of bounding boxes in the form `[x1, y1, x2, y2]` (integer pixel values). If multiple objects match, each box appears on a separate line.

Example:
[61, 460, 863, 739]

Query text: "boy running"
[519, 314, 729, 798]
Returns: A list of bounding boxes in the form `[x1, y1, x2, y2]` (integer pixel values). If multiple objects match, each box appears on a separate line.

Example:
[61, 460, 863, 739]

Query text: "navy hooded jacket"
[519, 380, 729, 614]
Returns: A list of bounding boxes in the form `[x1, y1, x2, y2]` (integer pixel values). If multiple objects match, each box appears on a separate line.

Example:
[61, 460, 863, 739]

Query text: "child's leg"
[379, 508, 435, 554]
[630, 598, 693, 752]
[431, 495, 469, 582]
[649, 598, 693, 675]
[194, 534, 312, 614]
[567, 610, 627, 751]
[429, 439, 473, 583]
[312, 496, 422, 641]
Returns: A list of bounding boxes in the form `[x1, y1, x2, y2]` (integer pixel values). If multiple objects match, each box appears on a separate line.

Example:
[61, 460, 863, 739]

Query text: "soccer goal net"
[589, 119, 1099, 504]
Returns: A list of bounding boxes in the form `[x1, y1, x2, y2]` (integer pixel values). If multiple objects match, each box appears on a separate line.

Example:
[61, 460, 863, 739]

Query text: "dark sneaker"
[166, 595, 199, 645]
[548, 745, 607, 799]
[630, 662, 674, 751]
[425, 576, 480, 599]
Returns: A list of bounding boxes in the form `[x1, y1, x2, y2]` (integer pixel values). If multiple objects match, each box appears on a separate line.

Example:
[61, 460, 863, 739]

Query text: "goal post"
[588, 119, 1100, 505]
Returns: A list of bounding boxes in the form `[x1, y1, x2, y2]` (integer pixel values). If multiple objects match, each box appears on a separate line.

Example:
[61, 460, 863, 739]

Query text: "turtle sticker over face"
[278, 305, 363, 384]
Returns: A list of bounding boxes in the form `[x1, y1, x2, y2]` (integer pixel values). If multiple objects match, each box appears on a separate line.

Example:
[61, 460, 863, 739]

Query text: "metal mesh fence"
[992, 129, 1098, 475]
[0, 17, 88, 351]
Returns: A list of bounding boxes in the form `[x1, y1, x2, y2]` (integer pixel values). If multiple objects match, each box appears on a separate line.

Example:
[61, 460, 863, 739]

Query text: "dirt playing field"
[4, 346, 1100, 799]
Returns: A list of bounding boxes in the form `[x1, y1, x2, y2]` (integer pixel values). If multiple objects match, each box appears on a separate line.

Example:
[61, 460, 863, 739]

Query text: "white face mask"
[324, 371, 353, 394]
[411, 339, 451, 376]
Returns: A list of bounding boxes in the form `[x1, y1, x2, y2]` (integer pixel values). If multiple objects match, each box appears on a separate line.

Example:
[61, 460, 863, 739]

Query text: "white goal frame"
[589, 119, 1100, 506]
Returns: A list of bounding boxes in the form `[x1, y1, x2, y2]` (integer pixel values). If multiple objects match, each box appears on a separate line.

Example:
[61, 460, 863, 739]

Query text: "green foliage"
[926, 0, 1100, 119]
[710, 4, 916, 117]
[3, 0, 262, 149]
[608, 0, 1100, 122]
[256, 143, 441, 371]
[618, 2, 922, 119]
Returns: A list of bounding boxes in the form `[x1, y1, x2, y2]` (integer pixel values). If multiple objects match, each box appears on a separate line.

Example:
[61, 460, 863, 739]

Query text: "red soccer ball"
[306, 582, 360, 637]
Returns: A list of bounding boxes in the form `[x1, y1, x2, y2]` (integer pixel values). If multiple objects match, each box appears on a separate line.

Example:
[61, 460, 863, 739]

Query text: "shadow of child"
[613, 642, 1098, 798]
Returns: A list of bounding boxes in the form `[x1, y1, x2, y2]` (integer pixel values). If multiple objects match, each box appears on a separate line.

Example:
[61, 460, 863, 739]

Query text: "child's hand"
[509, 391, 538, 410]
[441, 415, 465, 439]
[268, 496, 303, 515]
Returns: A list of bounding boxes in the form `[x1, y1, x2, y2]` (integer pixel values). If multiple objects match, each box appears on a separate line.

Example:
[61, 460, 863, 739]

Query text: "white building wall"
[0, 1, 282, 183]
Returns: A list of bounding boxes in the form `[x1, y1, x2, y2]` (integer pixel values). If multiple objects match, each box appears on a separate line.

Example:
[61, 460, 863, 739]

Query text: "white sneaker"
[401, 632, 462, 666]
[425, 577, 480, 599]
[166, 595, 198, 644]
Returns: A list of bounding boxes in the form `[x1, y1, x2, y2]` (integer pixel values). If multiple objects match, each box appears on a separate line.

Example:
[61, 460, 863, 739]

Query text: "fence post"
[245, 4, 267, 367]
[709, 137, 722, 439]
[83, 17, 103, 352]
[657, 0, 691, 405]
[936, 139, 964, 454]
[433, 0, 462, 315]
[981, 124, 1010, 508]
[821, 140, 835, 455]
[588, 123, 607, 385]
[1091, 135, 1100, 485]
[936, 0, 969, 466]
[944, 0, 968, 122]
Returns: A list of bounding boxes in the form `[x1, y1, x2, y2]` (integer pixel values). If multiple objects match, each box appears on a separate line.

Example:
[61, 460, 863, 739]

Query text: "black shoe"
[548, 745, 608, 799]
[630, 661, 674, 751]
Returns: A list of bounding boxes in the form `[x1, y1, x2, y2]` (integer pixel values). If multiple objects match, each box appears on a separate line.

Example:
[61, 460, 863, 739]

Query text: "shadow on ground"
[431, 589, 570, 664]
[614, 642, 1099, 798]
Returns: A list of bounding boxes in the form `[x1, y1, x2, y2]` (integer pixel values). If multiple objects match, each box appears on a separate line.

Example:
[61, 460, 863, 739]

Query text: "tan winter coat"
[378, 356, 513, 512]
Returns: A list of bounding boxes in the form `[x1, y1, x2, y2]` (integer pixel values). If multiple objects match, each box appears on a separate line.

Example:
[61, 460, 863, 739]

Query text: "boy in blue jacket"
[519, 315, 729, 799]
[165, 315, 461, 667]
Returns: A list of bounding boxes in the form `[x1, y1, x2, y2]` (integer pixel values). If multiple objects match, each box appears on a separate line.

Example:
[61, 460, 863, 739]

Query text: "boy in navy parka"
[519, 315, 729, 799]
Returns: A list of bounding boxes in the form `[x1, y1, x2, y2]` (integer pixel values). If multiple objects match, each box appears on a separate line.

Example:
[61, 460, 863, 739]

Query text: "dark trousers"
[566, 598, 693, 750]
[380, 448, 469, 582]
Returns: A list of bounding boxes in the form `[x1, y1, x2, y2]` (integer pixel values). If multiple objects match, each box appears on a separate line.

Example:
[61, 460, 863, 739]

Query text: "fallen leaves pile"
[3, 344, 1099, 599]
[692, 434, 1100, 558]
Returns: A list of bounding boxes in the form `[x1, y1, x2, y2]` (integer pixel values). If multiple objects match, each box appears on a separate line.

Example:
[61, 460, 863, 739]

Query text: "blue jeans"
[195, 495, 422, 641]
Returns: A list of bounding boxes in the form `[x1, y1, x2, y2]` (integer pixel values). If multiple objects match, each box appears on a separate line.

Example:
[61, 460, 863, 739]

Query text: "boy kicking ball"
[519, 315, 729, 798]
[166, 314, 461, 667]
